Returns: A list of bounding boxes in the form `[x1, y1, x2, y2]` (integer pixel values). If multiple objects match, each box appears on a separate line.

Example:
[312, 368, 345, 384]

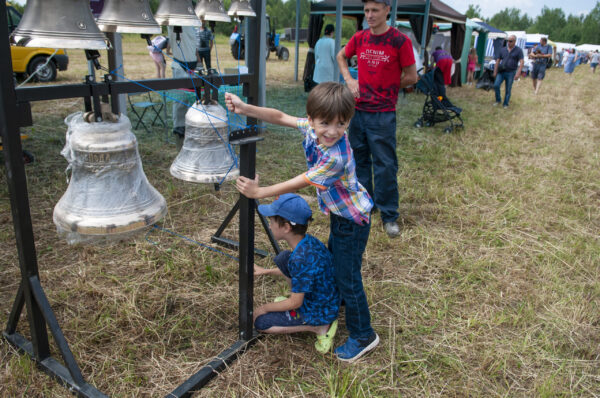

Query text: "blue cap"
[257, 194, 312, 225]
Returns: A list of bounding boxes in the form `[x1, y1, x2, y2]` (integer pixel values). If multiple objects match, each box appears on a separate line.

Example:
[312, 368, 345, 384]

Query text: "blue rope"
[145, 224, 239, 262]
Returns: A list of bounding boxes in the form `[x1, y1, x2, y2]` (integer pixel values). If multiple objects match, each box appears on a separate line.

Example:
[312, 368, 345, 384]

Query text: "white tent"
[575, 44, 600, 52]
[553, 42, 576, 52]
[526, 33, 548, 47]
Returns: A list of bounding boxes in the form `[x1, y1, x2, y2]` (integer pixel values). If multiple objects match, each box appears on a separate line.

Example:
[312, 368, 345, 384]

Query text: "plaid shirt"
[297, 119, 373, 225]
[195, 27, 213, 51]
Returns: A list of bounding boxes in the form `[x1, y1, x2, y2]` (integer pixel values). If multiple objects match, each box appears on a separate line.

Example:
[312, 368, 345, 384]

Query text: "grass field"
[1, 34, 599, 397]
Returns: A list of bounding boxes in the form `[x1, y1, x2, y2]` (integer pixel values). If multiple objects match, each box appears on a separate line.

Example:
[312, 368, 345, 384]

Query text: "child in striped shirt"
[225, 82, 379, 362]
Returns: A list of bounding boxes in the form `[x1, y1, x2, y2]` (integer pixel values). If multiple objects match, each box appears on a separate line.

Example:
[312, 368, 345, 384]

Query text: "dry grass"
[1, 35, 600, 397]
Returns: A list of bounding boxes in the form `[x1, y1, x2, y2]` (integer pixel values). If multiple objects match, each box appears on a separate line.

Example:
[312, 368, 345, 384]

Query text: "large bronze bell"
[197, 0, 231, 23]
[170, 102, 239, 183]
[96, 0, 162, 34]
[227, 0, 256, 18]
[11, 0, 109, 49]
[154, 0, 202, 26]
[54, 113, 167, 242]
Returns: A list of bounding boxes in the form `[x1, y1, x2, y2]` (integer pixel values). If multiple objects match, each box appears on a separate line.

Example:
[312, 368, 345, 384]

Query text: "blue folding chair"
[127, 92, 166, 134]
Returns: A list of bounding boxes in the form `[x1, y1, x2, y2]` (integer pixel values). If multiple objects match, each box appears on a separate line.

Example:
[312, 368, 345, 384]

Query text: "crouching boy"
[253, 193, 339, 353]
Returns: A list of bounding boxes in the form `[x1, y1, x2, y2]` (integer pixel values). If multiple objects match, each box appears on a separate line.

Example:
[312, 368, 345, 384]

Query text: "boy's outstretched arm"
[225, 93, 297, 128]
[236, 174, 310, 199]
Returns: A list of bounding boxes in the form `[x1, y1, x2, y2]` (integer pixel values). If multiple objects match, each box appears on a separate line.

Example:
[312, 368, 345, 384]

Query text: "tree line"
[466, 2, 600, 45]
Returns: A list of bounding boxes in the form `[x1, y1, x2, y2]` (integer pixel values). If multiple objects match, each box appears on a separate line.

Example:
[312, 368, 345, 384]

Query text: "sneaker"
[383, 221, 400, 237]
[492, 102, 500, 107]
[503, 104, 508, 109]
[335, 333, 379, 362]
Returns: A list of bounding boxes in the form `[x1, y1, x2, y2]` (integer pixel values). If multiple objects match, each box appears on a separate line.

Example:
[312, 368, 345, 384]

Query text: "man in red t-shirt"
[337, 0, 417, 238]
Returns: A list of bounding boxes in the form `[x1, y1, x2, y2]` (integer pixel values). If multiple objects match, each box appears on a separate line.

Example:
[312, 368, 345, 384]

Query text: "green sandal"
[315, 320, 338, 354]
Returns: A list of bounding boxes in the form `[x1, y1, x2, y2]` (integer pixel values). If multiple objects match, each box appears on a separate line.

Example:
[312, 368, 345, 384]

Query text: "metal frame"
[0, 1, 265, 396]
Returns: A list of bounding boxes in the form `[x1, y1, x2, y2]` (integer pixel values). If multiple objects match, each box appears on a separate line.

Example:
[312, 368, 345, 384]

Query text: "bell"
[54, 113, 167, 241]
[96, 0, 162, 34]
[170, 102, 239, 183]
[11, 0, 109, 49]
[197, 0, 231, 23]
[154, 0, 202, 26]
[227, 0, 256, 18]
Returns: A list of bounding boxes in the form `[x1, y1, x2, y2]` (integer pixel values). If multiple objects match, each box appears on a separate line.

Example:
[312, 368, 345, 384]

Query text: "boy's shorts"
[254, 308, 307, 330]
[254, 250, 306, 331]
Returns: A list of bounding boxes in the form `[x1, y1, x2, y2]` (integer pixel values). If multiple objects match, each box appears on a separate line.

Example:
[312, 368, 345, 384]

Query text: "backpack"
[152, 35, 168, 51]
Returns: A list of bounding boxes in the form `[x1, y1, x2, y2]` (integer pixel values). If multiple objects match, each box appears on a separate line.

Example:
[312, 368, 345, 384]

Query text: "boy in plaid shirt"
[225, 82, 379, 362]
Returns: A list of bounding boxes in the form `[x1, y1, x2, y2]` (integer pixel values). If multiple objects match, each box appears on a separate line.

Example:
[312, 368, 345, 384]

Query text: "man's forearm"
[337, 50, 352, 81]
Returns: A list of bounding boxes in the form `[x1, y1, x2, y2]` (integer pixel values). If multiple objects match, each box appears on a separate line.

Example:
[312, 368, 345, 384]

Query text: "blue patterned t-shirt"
[289, 234, 340, 325]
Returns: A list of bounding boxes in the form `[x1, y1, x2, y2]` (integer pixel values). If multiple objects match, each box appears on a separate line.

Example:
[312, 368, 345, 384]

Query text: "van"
[7, 4, 69, 82]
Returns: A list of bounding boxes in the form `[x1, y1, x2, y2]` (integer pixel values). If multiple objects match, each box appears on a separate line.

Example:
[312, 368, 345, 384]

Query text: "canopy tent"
[306, 0, 466, 87]
[471, 18, 506, 40]
[575, 44, 600, 52]
[460, 19, 488, 82]
[310, 0, 466, 23]
[472, 19, 505, 59]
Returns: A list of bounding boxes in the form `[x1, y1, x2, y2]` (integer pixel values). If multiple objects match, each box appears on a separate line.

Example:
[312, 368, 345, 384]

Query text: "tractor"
[230, 15, 289, 61]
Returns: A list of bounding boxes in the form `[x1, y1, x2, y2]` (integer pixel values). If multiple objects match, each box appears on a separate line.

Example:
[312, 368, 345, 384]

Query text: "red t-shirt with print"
[345, 27, 415, 112]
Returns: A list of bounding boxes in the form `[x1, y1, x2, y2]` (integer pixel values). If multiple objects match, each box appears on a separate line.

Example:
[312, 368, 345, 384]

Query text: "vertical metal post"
[258, 0, 267, 109]
[333, 0, 343, 82]
[106, 32, 126, 115]
[238, 142, 256, 340]
[420, 0, 431, 60]
[294, 0, 300, 81]
[389, 0, 398, 27]
[0, 1, 50, 360]
[242, 0, 263, 340]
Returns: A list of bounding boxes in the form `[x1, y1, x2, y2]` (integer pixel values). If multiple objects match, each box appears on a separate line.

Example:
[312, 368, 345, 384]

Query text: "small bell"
[154, 0, 202, 26]
[198, 0, 231, 23]
[96, 0, 162, 34]
[11, 0, 109, 49]
[170, 102, 239, 183]
[227, 0, 256, 18]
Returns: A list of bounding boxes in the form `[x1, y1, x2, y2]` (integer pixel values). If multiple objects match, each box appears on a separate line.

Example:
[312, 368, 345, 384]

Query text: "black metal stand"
[211, 129, 281, 258]
[0, 1, 266, 396]
[212, 197, 281, 258]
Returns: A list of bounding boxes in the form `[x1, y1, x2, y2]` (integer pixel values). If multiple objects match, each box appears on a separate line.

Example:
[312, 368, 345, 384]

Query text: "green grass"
[1, 58, 600, 396]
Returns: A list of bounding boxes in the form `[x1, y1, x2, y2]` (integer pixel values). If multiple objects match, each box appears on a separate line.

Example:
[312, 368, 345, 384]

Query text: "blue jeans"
[348, 110, 398, 223]
[329, 213, 373, 340]
[493, 70, 516, 106]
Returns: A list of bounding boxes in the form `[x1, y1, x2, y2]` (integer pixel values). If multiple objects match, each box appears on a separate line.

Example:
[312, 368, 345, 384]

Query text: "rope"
[145, 224, 239, 262]
[18, 49, 59, 87]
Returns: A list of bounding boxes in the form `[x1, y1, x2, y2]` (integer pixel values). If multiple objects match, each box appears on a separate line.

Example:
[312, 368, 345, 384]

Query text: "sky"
[9, 0, 596, 19]
[439, 0, 594, 19]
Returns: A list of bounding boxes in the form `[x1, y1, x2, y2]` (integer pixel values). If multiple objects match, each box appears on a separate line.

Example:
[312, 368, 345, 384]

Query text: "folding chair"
[127, 92, 166, 134]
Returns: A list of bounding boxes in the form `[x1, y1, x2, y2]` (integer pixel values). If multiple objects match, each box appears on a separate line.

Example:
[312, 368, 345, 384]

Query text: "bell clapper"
[173, 25, 183, 44]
